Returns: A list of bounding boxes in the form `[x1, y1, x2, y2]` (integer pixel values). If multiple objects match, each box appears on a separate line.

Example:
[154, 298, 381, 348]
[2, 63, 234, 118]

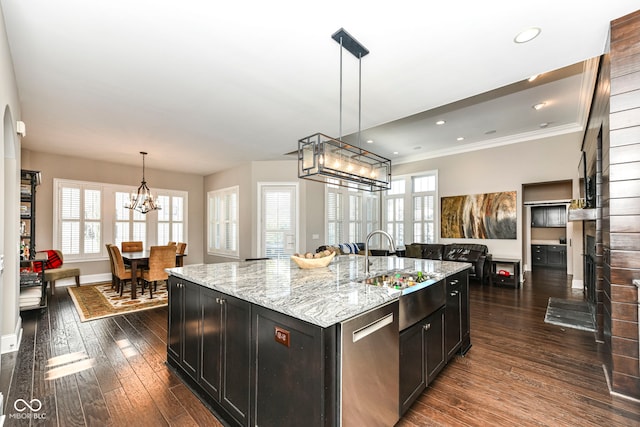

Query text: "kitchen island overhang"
[166, 256, 471, 427]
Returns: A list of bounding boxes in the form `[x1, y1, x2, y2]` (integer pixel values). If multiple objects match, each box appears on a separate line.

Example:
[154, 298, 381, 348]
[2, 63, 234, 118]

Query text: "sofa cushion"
[338, 243, 360, 254]
[405, 244, 423, 258]
[423, 244, 444, 260]
[443, 247, 482, 262]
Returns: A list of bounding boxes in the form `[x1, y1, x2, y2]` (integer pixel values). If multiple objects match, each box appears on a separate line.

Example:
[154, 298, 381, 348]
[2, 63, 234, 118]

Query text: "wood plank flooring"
[2, 267, 639, 426]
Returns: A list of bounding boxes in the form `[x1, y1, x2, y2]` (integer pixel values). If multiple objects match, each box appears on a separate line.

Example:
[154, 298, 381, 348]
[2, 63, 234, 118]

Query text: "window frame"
[382, 170, 438, 247]
[207, 186, 240, 258]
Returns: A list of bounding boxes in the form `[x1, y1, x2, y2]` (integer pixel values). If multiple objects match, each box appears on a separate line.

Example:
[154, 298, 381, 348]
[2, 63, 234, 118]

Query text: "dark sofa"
[404, 243, 492, 285]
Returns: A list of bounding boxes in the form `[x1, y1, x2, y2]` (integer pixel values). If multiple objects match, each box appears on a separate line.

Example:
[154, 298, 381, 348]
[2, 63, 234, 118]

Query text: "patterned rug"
[67, 281, 168, 322]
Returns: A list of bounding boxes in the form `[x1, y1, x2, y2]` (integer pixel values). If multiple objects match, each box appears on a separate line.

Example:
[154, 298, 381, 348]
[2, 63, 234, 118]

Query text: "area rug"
[544, 297, 595, 332]
[67, 282, 168, 322]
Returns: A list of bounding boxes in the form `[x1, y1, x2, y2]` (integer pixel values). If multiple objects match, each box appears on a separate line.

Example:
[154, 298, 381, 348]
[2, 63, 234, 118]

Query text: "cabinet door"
[182, 281, 200, 380]
[253, 306, 324, 427]
[424, 306, 446, 384]
[445, 282, 462, 359]
[167, 278, 183, 362]
[199, 288, 223, 399]
[220, 294, 251, 426]
[399, 321, 426, 415]
[547, 206, 567, 227]
[546, 245, 566, 267]
[531, 207, 546, 227]
[459, 272, 471, 354]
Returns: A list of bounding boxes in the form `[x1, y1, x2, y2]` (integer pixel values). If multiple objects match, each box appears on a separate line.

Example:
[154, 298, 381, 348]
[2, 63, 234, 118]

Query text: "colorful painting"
[441, 191, 517, 239]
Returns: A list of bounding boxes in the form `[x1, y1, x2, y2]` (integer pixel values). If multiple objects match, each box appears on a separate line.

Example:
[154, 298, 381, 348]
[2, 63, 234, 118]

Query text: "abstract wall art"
[441, 191, 517, 239]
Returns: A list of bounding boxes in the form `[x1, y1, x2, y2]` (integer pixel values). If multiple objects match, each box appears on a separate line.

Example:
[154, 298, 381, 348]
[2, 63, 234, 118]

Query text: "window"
[383, 171, 438, 246]
[54, 179, 188, 261]
[385, 180, 405, 246]
[412, 175, 436, 243]
[326, 181, 379, 245]
[57, 182, 102, 259]
[157, 195, 185, 245]
[208, 186, 239, 257]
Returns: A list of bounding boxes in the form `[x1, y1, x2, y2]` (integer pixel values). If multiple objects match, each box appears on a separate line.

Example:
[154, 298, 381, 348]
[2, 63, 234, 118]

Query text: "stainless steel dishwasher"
[340, 300, 399, 426]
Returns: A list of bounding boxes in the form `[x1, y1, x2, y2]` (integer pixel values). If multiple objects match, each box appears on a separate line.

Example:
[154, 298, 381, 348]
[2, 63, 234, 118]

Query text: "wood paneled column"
[606, 9, 640, 398]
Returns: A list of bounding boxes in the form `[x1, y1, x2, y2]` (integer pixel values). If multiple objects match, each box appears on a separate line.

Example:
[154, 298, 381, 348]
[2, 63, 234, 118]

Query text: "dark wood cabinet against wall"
[531, 205, 567, 228]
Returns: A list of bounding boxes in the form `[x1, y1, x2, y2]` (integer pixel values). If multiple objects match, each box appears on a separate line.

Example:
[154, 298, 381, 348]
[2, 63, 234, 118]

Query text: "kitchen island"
[166, 256, 470, 427]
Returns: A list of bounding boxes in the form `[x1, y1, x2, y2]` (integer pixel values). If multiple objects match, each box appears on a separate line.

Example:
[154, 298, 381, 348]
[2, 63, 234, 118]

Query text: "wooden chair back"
[145, 245, 176, 282]
[176, 242, 187, 254]
[110, 245, 129, 279]
[105, 244, 115, 275]
[121, 241, 143, 252]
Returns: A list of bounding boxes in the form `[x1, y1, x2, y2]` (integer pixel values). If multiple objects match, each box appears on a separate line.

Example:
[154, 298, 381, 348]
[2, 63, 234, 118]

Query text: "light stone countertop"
[531, 240, 566, 245]
[168, 256, 470, 328]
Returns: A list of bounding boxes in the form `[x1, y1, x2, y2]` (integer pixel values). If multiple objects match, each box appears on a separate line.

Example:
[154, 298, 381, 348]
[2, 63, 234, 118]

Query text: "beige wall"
[393, 132, 582, 263]
[1, 4, 24, 351]
[21, 150, 204, 278]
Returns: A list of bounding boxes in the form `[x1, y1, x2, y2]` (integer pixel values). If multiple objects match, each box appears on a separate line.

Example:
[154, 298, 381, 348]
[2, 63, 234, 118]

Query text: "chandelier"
[125, 151, 161, 214]
[298, 28, 391, 192]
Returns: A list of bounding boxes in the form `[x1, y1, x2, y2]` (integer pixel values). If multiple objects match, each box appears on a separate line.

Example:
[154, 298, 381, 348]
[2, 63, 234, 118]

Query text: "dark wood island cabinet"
[167, 257, 470, 426]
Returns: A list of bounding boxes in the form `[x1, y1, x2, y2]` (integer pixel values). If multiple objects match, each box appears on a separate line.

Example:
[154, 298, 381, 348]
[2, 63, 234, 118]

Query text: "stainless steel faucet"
[364, 230, 396, 275]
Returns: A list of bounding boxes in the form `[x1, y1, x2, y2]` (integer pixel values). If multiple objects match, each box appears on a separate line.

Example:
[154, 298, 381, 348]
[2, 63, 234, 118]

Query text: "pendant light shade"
[298, 28, 391, 192]
[125, 151, 161, 214]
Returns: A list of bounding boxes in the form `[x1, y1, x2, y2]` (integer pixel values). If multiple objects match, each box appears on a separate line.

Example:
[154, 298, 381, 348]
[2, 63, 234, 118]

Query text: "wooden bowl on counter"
[291, 251, 336, 269]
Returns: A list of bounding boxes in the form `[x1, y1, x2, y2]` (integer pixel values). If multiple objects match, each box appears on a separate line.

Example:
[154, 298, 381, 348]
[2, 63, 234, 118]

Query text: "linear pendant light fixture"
[125, 151, 161, 214]
[298, 28, 391, 192]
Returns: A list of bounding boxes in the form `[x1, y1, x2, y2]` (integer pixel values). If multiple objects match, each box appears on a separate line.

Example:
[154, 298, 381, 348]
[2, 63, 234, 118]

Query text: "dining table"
[121, 250, 186, 299]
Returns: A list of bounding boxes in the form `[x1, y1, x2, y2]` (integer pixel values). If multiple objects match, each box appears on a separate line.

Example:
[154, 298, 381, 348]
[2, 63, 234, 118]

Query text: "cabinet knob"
[423, 323, 431, 331]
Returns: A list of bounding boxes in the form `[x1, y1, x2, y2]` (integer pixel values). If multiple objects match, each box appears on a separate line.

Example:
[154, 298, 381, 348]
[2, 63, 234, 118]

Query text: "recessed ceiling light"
[528, 74, 539, 82]
[393, 151, 399, 155]
[436, 120, 446, 125]
[485, 130, 496, 135]
[457, 137, 464, 141]
[366, 139, 374, 144]
[514, 27, 541, 44]
[413, 146, 422, 150]
[532, 102, 546, 110]
[539, 122, 549, 128]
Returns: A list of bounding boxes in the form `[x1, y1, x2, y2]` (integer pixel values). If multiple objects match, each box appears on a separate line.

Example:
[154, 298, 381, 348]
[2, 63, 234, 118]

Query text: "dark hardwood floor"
[2, 268, 639, 426]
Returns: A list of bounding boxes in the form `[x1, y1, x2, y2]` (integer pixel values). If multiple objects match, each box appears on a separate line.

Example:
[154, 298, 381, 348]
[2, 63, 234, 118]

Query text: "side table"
[491, 258, 521, 288]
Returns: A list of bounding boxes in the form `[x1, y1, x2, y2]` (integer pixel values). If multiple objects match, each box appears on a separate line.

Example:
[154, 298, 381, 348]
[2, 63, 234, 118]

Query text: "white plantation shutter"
[156, 195, 185, 245]
[208, 186, 239, 257]
[58, 182, 102, 258]
[412, 175, 436, 243]
[327, 189, 343, 245]
[262, 187, 295, 258]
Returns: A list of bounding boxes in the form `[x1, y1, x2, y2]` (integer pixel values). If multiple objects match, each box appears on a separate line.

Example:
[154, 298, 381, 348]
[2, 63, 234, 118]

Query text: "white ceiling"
[2, 1, 640, 175]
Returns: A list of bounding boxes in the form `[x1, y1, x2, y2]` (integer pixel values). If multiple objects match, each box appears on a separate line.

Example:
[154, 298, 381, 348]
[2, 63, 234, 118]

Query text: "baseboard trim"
[1, 316, 22, 355]
[571, 278, 584, 290]
[602, 364, 640, 403]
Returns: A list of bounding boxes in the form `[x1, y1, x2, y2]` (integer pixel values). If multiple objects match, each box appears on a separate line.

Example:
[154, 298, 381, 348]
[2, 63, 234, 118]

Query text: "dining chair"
[141, 245, 176, 298]
[106, 244, 117, 291]
[121, 241, 143, 252]
[110, 245, 141, 297]
[167, 241, 176, 247]
[176, 242, 187, 266]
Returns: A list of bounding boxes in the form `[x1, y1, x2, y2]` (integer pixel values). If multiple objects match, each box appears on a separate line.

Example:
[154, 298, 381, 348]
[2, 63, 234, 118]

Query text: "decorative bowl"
[291, 251, 336, 269]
